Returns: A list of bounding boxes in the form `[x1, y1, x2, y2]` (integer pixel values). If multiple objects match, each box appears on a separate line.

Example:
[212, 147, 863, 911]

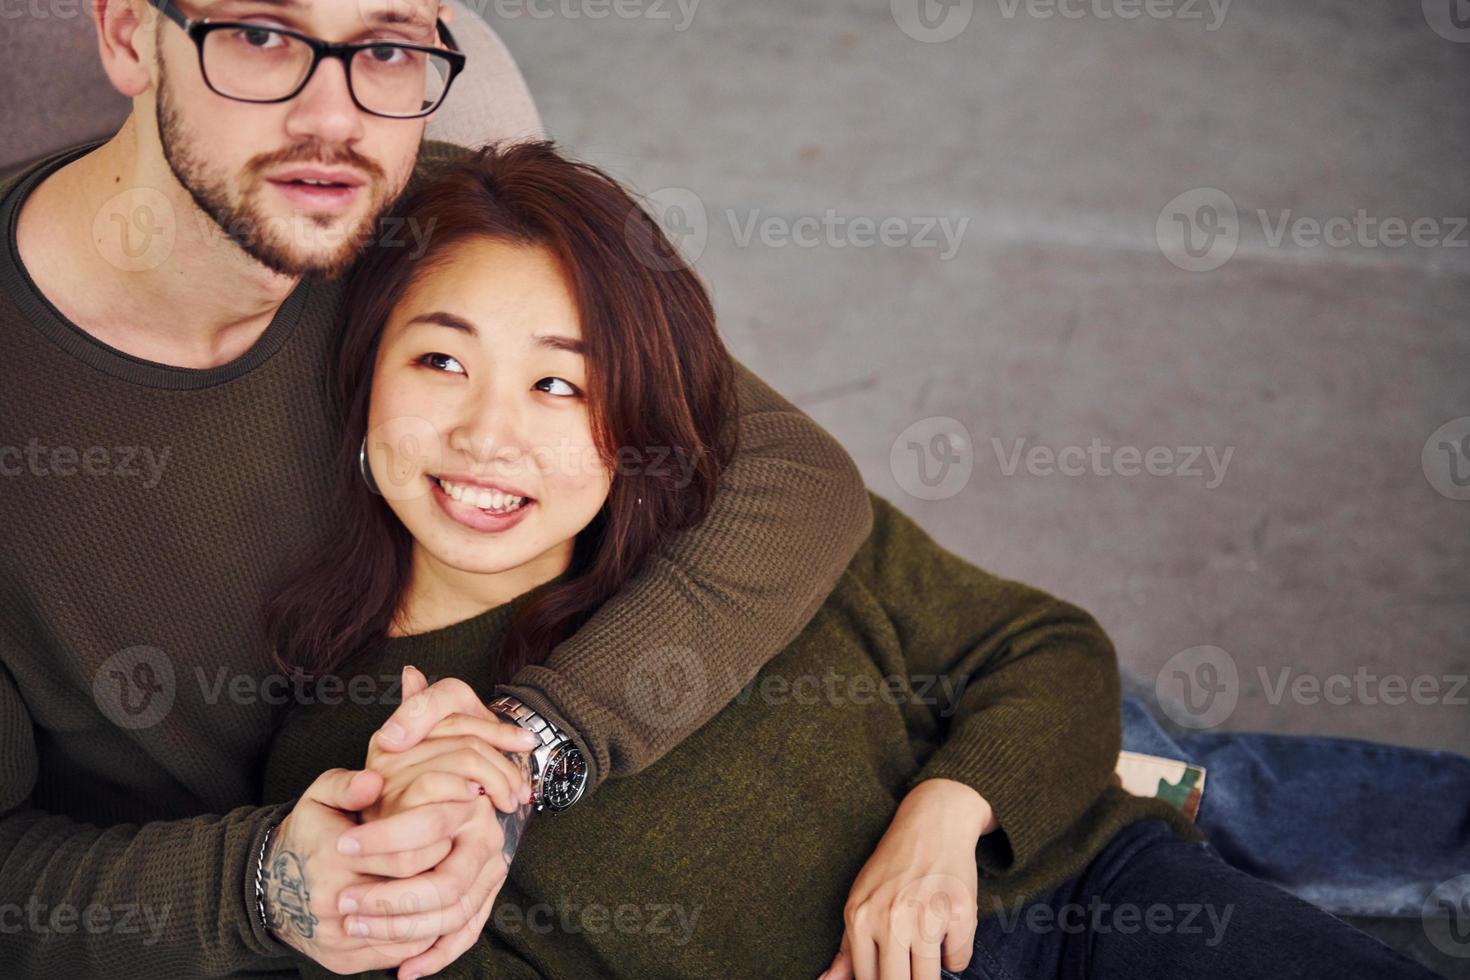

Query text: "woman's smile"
[429, 474, 537, 534]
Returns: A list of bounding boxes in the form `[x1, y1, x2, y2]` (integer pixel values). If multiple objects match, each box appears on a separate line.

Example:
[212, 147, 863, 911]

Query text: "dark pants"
[941, 819, 1442, 980]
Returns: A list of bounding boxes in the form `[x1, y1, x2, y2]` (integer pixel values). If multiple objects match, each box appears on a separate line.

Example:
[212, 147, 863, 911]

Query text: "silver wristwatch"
[486, 694, 588, 813]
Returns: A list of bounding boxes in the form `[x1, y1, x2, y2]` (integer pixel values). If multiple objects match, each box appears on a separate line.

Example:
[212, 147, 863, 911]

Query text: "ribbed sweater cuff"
[905, 707, 1082, 877]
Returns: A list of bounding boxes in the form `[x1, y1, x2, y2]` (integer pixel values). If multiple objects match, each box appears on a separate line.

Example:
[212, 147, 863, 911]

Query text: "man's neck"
[13, 117, 301, 370]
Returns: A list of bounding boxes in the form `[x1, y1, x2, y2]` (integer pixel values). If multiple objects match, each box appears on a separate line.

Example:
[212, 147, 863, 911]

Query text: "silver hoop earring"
[359, 437, 381, 495]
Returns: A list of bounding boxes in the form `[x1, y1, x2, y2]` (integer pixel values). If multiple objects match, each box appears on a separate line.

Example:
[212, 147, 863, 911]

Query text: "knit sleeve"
[293, 930, 547, 980]
[0, 662, 296, 977]
[855, 494, 1123, 879]
[495, 358, 872, 795]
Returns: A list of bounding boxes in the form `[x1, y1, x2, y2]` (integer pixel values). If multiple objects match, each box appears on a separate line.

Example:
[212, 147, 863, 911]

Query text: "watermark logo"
[890, 417, 974, 501]
[0, 0, 89, 21]
[993, 0, 1230, 30]
[0, 898, 170, 944]
[732, 668, 971, 716]
[1422, 874, 1470, 958]
[630, 188, 968, 269]
[632, 187, 710, 271]
[93, 187, 177, 273]
[92, 646, 176, 730]
[984, 894, 1234, 945]
[623, 644, 710, 732]
[1422, 0, 1470, 43]
[991, 437, 1233, 488]
[493, 898, 702, 943]
[362, 415, 445, 503]
[728, 209, 968, 260]
[891, 0, 975, 42]
[1156, 188, 1238, 272]
[0, 440, 171, 488]
[1159, 188, 1468, 271]
[1155, 644, 1238, 729]
[1422, 416, 1470, 501]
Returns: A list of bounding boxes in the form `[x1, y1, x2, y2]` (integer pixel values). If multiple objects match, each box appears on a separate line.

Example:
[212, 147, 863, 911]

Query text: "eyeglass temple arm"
[148, 0, 193, 31]
[436, 17, 463, 55]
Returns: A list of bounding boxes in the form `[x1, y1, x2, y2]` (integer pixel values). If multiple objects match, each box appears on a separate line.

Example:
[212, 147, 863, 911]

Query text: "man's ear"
[439, 2, 454, 27]
[95, 0, 157, 99]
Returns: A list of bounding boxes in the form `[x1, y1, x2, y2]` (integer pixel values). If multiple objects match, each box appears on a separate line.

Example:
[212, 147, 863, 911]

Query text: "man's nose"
[283, 56, 367, 146]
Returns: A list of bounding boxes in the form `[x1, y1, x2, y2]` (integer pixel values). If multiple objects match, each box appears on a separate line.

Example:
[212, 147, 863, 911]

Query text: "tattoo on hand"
[263, 838, 319, 941]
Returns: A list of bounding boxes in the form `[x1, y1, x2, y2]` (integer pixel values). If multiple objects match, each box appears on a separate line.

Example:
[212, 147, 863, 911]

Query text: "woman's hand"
[820, 778, 999, 980]
[364, 668, 539, 823]
[350, 666, 541, 980]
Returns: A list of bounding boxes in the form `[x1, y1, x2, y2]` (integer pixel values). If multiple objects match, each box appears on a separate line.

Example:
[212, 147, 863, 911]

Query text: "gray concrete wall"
[485, 0, 1470, 755]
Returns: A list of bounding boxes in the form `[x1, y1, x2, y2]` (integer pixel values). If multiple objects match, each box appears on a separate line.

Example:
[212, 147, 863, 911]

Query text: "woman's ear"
[95, 0, 157, 99]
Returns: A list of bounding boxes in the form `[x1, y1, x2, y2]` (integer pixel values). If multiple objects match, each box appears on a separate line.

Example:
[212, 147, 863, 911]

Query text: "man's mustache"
[247, 143, 387, 183]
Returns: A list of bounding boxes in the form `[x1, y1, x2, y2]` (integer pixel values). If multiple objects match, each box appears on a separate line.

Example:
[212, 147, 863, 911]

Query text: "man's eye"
[417, 353, 465, 374]
[534, 377, 581, 397]
[232, 25, 288, 49]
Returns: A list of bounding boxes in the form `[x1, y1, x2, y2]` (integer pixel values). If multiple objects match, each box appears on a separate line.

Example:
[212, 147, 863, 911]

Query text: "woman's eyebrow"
[402, 313, 585, 355]
[404, 311, 478, 336]
[535, 334, 585, 355]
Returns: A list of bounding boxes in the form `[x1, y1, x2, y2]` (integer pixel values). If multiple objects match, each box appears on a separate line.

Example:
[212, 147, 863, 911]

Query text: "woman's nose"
[447, 385, 528, 469]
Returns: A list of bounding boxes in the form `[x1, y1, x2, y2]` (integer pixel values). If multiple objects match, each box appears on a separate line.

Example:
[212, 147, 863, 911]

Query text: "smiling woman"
[265, 138, 736, 686]
[367, 237, 616, 629]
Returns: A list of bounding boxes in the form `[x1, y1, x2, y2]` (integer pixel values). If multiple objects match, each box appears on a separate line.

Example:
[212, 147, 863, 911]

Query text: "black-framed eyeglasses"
[148, 0, 467, 119]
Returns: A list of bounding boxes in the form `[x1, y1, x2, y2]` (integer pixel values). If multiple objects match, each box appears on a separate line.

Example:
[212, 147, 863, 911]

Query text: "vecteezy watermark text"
[0, 440, 171, 488]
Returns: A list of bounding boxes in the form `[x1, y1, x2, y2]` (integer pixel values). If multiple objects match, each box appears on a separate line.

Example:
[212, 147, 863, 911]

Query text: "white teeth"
[437, 479, 526, 513]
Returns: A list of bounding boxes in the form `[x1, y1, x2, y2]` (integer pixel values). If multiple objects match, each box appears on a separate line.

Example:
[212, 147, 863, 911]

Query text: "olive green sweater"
[0, 140, 872, 978]
[265, 494, 1203, 980]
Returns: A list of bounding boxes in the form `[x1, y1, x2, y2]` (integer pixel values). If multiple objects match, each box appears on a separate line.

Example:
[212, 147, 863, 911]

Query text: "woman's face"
[365, 237, 612, 583]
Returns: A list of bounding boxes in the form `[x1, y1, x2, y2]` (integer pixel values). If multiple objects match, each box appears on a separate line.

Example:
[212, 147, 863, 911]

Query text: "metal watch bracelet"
[486, 694, 586, 812]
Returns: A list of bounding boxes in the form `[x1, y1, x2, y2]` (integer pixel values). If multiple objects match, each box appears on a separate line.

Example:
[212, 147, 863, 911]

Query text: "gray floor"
[485, 0, 1470, 761]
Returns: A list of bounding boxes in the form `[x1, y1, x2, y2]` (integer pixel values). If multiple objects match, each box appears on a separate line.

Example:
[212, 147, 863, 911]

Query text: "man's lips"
[266, 175, 363, 213]
[268, 167, 365, 188]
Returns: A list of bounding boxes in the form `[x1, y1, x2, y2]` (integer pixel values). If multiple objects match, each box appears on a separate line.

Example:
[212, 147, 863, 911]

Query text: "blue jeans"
[1118, 690, 1470, 919]
[941, 819, 1441, 980]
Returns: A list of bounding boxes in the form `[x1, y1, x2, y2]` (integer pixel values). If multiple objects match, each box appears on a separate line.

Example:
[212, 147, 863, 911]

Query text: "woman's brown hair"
[265, 140, 737, 684]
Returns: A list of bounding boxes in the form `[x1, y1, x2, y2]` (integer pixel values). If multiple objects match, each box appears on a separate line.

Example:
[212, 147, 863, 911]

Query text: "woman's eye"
[534, 377, 581, 397]
[417, 353, 466, 375]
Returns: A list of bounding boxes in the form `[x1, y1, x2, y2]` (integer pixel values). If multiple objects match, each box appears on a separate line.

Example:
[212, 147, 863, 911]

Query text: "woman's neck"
[388, 541, 574, 638]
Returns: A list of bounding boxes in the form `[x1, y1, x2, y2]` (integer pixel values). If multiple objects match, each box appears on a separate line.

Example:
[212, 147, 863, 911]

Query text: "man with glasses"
[0, 1, 872, 977]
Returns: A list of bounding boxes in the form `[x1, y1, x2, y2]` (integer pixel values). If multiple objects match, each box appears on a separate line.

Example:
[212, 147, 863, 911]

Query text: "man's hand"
[347, 666, 541, 980]
[263, 768, 439, 974]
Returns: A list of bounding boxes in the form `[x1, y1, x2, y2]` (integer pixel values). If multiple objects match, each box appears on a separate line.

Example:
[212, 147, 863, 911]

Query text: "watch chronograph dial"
[541, 749, 588, 811]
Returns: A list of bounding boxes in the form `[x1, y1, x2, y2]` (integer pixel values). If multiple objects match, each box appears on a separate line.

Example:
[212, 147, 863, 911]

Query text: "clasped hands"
[264, 666, 535, 980]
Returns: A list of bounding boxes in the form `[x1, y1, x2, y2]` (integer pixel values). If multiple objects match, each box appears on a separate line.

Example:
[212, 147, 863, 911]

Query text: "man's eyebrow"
[210, 0, 433, 32]
[403, 313, 586, 355]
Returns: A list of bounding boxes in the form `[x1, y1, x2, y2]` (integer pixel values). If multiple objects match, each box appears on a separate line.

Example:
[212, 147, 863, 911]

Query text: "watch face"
[541, 748, 588, 811]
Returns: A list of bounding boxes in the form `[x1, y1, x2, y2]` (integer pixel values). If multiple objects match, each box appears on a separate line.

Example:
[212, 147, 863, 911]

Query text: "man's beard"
[155, 60, 395, 281]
